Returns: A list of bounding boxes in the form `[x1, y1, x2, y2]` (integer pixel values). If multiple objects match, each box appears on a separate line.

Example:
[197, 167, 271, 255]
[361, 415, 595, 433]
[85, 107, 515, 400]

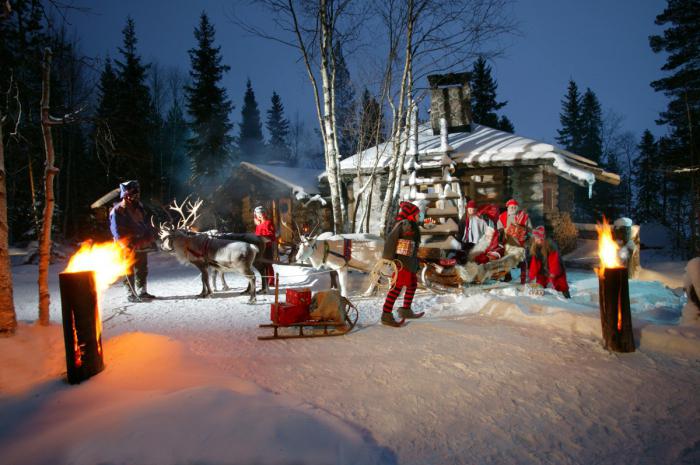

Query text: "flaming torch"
[59, 241, 135, 384]
[596, 218, 635, 353]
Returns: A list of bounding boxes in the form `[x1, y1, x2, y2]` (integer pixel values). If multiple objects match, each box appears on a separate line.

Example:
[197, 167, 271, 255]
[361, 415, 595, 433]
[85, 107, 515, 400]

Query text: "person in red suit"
[497, 198, 532, 283]
[254, 205, 276, 288]
[528, 226, 571, 298]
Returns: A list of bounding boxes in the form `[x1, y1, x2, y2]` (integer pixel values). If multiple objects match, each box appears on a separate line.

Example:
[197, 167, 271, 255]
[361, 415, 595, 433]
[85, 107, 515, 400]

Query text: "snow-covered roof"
[239, 162, 323, 199]
[338, 123, 620, 187]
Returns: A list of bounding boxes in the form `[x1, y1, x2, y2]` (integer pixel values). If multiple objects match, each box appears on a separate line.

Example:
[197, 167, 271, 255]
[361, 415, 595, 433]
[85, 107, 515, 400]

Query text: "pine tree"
[635, 130, 662, 223]
[112, 17, 155, 195]
[498, 115, 514, 133]
[649, 0, 700, 255]
[185, 11, 234, 186]
[265, 91, 292, 164]
[163, 100, 189, 199]
[556, 80, 583, 152]
[358, 88, 385, 152]
[580, 88, 603, 164]
[470, 56, 507, 129]
[333, 42, 356, 158]
[239, 78, 264, 162]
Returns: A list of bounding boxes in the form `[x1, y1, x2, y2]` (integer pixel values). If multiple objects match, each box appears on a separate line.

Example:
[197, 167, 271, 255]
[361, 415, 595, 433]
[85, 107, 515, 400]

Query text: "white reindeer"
[295, 229, 385, 298]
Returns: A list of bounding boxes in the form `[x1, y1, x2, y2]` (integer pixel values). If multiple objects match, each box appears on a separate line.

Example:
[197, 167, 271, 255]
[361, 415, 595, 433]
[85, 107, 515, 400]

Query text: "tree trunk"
[319, 0, 346, 233]
[38, 48, 59, 326]
[598, 267, 635, 352]
[0, 115, 17, 335]
[379, 0, 414, 236]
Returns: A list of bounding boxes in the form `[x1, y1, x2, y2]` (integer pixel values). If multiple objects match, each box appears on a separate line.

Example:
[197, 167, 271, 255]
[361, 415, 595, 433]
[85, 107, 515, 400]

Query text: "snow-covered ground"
[1, 249, 699, 465]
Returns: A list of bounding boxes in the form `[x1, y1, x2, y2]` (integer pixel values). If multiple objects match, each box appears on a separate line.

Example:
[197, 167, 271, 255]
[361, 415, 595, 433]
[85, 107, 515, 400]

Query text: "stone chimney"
[427, 72, 472, 135]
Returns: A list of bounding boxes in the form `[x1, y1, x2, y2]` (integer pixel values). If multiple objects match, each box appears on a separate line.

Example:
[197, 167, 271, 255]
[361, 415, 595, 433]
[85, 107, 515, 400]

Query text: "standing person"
[110, 180, 157, 302]
[528, 226, 571, 298]
[456, 200, 487, 263]
[380, 201, 424, 327]
[497, 198, 532, 283]
[254, 205, 276, 288]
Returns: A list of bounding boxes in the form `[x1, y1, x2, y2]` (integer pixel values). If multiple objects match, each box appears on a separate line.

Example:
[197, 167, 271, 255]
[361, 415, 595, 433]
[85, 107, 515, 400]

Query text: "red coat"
[255, 219, 276, 241]
[528, 247, 569, 292]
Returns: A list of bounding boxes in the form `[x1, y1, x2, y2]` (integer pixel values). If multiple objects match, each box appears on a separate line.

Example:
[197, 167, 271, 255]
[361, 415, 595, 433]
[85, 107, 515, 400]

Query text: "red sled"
[270, 303, 310, 325]
[286, 288, 312, 307]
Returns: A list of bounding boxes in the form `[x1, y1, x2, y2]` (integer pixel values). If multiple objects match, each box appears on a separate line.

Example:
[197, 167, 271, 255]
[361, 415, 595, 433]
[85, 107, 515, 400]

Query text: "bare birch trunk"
[378, 0, 414, 236]
[38, 48, 59, 326]
[0, 113, 17, 335]
[319, 0, 346, 233]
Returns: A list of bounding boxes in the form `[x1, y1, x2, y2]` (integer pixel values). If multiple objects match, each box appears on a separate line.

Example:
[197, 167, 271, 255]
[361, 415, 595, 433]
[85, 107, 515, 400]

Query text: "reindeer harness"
[322, 239, 353, 265]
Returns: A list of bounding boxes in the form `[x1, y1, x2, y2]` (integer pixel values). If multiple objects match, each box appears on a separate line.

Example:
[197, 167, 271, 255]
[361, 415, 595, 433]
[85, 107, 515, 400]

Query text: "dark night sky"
[66, 0, 669, 146]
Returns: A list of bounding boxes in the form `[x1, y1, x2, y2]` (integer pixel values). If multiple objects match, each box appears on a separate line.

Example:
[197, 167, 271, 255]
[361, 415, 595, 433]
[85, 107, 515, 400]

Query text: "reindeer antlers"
[169, 196, 204, 231]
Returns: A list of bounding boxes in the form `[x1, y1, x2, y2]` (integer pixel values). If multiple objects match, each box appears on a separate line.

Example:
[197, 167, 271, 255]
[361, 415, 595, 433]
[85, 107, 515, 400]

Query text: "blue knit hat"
[119, 180, 140, 198]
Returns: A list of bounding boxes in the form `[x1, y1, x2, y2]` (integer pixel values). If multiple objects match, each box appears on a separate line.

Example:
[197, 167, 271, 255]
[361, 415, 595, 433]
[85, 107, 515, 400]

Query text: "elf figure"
[528, 226, 571, 298]
[380, 201, 425, 327]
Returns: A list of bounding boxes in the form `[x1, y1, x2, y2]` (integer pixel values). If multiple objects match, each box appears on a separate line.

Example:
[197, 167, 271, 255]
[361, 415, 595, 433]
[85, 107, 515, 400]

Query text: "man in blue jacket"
[110, 180, 157, 302]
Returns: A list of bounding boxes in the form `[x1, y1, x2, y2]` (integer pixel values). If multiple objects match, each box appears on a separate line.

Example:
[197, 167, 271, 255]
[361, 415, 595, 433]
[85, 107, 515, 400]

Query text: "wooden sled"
[257, 274, 359, 340]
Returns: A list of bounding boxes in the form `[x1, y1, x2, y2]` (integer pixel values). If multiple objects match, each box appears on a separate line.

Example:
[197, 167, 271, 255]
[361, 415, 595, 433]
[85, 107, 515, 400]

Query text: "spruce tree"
[239, 78, 264, 162]
[635, 130, 662, 223]
[649, 0, 699, 255]
[333, 42, 356, 158]
[556, 80, 583, 153]
[470, 56, 508, 129]
[163, 100, 189, 198]
[113, 17, 155, 193]
[358, 88, 385, 152]
[265, 91, 292, 165]
[498, 115, 514, 133]
[185, 11, 234, 186]
[579, 88, 603, 164]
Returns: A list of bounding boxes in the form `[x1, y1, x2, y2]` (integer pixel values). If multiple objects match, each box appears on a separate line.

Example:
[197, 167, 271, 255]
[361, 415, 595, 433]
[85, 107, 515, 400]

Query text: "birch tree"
[37, 47, 80, 326]
[374, 0, 515, 235]
[237, 0, 368, 233]
[0, 75, 19, 335]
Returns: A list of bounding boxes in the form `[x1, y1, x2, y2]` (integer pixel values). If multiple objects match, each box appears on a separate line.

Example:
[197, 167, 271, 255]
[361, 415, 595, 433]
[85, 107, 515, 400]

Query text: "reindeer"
[157, 198, 259, 302]
[293, 222, 385, 297]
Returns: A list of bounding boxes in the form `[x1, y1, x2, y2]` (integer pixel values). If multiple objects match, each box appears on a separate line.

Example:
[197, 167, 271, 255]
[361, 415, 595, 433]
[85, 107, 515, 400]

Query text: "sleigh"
[258, 280, 359, 340]
[416, 242, 527, 294]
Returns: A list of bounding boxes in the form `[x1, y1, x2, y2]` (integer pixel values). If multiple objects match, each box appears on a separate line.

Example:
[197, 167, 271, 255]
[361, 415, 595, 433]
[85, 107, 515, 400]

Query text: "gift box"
[286, 287, 312, 308]
[270, 303, 310, 325]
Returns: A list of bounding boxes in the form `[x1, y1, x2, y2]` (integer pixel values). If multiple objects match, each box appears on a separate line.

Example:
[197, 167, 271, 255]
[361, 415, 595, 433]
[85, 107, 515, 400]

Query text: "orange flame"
[595, 217, 621, 276]
[64, 240, 136, 293]
[64, 240, 135, 354]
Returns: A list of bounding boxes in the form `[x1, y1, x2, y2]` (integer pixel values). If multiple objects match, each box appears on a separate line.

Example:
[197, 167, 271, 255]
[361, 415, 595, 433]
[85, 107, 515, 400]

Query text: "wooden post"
[274, 272, 280, 323]
[59, 271, 105, 384]
[598, 267, 635, 353]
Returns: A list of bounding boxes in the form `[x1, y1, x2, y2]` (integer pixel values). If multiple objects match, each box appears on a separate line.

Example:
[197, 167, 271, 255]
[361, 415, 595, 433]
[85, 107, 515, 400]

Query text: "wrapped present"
[505, 223, 528, 245]
[396, 239, 415, 256]
[286, 287, 311, 308]
[270, 303, 310, 325]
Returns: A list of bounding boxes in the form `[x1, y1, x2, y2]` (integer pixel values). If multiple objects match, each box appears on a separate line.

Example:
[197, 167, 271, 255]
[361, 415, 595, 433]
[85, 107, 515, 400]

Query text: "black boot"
[381, 312, 405, 327]
[562, 290, 571, 299]
[399, 307, 425, 319]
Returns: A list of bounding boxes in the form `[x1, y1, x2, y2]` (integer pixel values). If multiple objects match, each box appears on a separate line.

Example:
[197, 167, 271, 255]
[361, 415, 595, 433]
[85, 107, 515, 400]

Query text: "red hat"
[532, 226, 545, 241]
[396, 201, 420, 222]
[467, 200, 477, 209]
[506, 199, 519, 207]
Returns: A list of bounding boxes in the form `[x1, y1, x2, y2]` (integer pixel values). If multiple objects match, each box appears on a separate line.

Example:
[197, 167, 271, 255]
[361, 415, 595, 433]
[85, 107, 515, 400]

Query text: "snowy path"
[3, 252, 699, 464]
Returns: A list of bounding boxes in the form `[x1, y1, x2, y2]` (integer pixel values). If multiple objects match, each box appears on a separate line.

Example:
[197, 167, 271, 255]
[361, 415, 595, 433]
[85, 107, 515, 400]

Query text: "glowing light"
[64, 240, 135, 293]
[595, 217, 621, 275]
